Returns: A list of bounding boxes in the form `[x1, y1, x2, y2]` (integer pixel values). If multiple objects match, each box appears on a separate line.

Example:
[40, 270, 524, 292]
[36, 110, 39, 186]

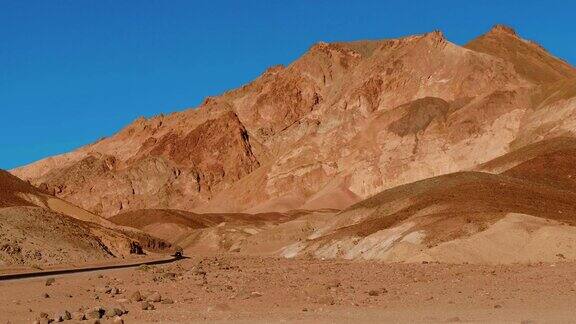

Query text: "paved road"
[0, 256, 183, 282]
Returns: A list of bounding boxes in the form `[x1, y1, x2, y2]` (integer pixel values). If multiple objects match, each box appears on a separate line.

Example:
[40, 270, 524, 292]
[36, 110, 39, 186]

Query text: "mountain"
[11, 25, 576, 219]
[0, 169, 171, 267]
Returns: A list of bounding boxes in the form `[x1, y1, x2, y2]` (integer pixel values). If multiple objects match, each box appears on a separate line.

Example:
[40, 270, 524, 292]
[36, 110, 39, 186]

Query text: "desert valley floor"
[3, 255, 576, 323]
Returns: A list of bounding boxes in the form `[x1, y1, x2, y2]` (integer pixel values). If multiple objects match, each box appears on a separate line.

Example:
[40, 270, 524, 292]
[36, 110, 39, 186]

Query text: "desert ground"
[3, 255, 576, 323]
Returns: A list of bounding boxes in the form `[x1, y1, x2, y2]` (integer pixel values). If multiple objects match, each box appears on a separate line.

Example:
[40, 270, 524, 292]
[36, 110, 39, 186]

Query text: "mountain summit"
[466, 24, 576, 84]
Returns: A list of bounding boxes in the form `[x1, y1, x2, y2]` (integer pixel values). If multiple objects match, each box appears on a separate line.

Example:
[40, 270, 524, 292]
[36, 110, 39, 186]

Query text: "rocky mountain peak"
[487, 24, 518, 36]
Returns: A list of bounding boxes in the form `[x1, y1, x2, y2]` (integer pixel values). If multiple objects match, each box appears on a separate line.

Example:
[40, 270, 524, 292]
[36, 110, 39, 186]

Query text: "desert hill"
[0, 169, 171, 268]
[12, 25, 576, 219]
[276, 138, 576, 263]
[109, 208, 311, 253]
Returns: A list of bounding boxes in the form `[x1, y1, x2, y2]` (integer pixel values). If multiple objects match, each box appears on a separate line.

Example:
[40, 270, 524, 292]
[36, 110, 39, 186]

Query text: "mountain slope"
[280, 168, 576, 263]
[271, 136, 576, 264]
[11, 25, 576, 218]
[0, 170, 39, 208]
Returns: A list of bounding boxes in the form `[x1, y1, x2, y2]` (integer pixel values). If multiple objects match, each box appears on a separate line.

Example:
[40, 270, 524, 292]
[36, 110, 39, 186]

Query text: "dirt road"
[0, 256, 180, 283]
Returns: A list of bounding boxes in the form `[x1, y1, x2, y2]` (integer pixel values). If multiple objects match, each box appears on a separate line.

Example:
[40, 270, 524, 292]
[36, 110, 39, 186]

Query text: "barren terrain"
[3, 255, 576, 323]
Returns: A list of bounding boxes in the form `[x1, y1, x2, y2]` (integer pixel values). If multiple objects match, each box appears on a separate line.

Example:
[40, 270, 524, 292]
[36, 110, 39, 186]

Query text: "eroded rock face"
[11, 25, 576, 217]
[19, 111, 261, 216]
[147, 111, 260, 193]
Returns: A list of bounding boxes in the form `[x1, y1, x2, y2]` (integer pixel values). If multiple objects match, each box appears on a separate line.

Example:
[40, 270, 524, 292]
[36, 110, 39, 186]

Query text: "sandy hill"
[277, 140, 576, 264]
[110, 208, 302, 253]
[11, 25, 576, 219]
[0, 170, 171, 268]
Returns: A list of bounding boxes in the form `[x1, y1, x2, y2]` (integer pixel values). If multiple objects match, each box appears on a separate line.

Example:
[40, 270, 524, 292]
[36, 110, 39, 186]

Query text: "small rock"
[45, 278, 56, 286]
[42, 293, 50, 299]
[130, 291, 143, 302]
[250, 292, 263, 298]
[141, 301, 155, 311]
[494, 304, 502, 309]
[112, 316, 124, 324]
[86, 306, 104, 319]
[72, 312, 86, 321]
[367, 290, 380, 296]
[147, 291, 162, 302]
[59, 310, 72, 321]
[106, 307, 124, 317]
[367, 288, 387, 296]
[161, 298, 174, 304]
[97, 286, 112, 294]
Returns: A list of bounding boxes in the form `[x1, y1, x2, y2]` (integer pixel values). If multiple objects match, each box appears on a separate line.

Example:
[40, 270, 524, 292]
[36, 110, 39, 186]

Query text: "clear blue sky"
[1, 0, 574, 169]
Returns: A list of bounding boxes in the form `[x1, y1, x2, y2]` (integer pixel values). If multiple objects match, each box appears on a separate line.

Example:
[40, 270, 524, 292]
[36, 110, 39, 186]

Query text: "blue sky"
[1, 0, 574, 169]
